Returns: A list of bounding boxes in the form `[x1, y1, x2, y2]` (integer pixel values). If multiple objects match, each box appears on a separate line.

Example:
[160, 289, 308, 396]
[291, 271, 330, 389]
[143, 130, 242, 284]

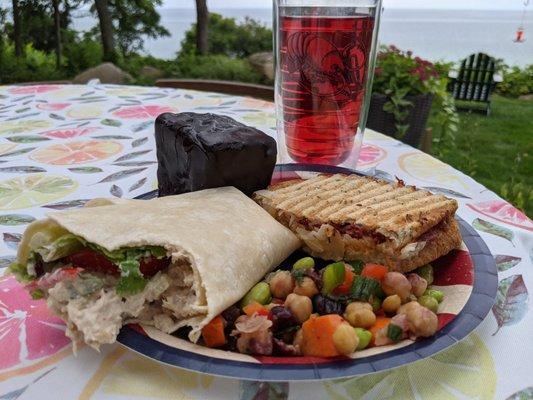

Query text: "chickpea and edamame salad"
[200, 257, 444, 357]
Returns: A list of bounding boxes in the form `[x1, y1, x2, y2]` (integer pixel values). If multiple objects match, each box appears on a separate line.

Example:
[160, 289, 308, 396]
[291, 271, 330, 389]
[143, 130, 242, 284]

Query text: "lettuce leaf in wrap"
[10, 229, 168, 295]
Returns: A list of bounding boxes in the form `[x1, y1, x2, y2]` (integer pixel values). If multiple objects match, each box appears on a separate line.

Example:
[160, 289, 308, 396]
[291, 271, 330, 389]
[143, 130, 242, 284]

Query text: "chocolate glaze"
[155, 112, 277, 197]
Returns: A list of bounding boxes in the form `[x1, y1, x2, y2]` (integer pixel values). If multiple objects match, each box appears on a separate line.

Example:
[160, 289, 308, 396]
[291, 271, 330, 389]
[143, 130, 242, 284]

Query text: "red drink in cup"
[275, 3, 381, 165]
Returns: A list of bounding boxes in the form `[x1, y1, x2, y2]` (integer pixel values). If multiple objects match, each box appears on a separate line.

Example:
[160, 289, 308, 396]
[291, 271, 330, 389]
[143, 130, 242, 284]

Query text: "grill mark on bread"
[255, 174, 458, 251]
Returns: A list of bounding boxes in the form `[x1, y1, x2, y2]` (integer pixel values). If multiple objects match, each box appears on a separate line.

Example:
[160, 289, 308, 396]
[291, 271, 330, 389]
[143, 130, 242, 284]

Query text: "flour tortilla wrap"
[16, 187, 301, 344]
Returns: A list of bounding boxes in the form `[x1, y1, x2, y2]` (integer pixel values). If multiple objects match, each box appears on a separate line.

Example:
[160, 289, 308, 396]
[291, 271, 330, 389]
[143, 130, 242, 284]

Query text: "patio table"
[0, 83, 531, 400]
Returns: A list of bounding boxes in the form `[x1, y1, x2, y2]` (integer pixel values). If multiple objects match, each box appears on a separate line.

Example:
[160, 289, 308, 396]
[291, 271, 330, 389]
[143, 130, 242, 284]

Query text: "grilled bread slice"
[254, 174, 462, 272]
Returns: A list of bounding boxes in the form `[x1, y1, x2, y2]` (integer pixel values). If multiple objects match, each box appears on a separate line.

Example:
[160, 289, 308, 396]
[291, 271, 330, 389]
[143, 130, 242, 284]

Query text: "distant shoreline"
[68, 8, 532, 66]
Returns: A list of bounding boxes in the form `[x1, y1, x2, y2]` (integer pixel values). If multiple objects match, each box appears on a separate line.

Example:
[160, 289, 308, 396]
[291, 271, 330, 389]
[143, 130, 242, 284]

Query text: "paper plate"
[118, 164, 497, 381]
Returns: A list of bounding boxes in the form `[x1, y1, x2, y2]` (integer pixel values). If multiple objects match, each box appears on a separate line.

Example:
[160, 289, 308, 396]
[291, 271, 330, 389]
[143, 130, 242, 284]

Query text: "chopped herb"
[347, 260, 365, 274]
[349, 276, 380, 301]
[387, 323, 403, 342]
[291, 268, 307, 285]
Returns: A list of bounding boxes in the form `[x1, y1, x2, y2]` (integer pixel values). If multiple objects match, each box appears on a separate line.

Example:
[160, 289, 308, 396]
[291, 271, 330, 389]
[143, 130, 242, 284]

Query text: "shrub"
[372, 45, 458, 142]
[497, 65, 533, 98]
[175, 54, 265, 84]
[180, 13, 272, 58]
[0, 42, 64, 83]
[62, 33, 104, 77]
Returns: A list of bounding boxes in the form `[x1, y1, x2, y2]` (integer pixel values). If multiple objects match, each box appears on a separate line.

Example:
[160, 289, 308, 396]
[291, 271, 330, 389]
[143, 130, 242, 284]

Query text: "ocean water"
[71, 8, 533, 66]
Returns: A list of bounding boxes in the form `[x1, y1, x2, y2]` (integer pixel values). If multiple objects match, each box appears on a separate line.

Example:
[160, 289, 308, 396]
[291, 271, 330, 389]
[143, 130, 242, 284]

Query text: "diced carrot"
[368, 316, 391, 347]
[243, 301, 269, 317]
[201, 315, 227, 348]
[301, 314, 345, 357]
[333, 268, 355, 295]
[361, 264, 388, 281]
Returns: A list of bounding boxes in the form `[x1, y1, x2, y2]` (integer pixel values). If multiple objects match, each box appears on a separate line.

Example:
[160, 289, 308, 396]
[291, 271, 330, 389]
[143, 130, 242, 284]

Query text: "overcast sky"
[170, 0, 524, 10]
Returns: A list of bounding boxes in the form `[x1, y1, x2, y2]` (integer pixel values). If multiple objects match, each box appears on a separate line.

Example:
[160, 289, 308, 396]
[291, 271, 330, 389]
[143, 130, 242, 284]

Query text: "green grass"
[429, 95, 533, 217]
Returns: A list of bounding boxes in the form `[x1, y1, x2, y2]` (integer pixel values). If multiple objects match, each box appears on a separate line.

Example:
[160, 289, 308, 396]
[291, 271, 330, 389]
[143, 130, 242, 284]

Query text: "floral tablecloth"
[0, 83, 531, 400]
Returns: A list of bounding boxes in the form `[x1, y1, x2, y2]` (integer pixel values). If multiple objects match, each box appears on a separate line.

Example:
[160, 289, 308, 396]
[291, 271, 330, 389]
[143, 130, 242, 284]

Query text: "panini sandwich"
[254, 174, 461, 272]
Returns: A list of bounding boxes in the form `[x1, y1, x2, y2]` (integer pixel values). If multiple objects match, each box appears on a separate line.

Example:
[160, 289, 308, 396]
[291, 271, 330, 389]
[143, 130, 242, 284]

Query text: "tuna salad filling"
[10, 232, 208, 350]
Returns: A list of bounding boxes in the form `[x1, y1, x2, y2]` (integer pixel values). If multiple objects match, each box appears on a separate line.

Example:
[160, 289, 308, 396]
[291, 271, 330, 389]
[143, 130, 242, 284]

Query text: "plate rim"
[117, 164, 498, 381]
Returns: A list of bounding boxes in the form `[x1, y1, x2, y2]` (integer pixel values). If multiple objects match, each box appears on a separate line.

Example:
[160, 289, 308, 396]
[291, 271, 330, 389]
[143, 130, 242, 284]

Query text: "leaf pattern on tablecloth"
[0, 147, 35, 158]
[131, 121, 152, 133]
[472, 218, 515, 245]
[422, 186, 472, 199]
[128, 178, 146, 192]
[3, 233, 22, 251]
[492, 275, 529, 335]
[93, 135, 131, 140]
[42, 199, 89, 210]
[110, 185, 123, 198]
[506, 386, 533, 400]
[131, 137, 148, 148]
[68, 166, 103, 174]
[114, 150, 151, 163]
[0, 166, 46, 173]
[0, 214, 36, 226]
[6, 136, 50, 143]
[113, 161, 155, 167]
[0, 256, 15, 269]
[100, 119, 122, 127]
[97, 168, 147, 184]
[494, 255, 522, 272]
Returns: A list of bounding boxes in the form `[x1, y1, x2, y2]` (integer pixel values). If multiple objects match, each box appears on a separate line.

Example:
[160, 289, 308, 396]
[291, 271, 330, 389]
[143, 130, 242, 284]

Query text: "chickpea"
[418, 295, 439, 313]
[332, 324, 359, 355]
[269, 271, 295, 299]
[382, 272, 412, 302]
[397, 301, 438, 337]
[293, 277, 319, 298]
[344, 302, 376, 328]
[285, 293, 313, 323]
[407, 273, 428, 298]
[382, 294, 401, 314]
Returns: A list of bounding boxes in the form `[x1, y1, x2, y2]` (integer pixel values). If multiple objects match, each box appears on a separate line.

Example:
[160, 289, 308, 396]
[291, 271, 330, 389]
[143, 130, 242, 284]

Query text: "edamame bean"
[241, 282, 272, 308]
[293, 257, 315, 270]
[424, 289, 444, 303]
[415, 264, 434, 286]
[418, 295, 439, 313]
[354, 328, 372, 350]
[322, 262, 345, 295]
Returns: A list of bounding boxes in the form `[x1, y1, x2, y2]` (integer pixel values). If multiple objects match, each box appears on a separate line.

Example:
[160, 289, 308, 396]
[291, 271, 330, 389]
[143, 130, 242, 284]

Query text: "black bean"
[270, 306, 297, 332]
[221, 305, 241, 333]
[312, 294, 345, 315]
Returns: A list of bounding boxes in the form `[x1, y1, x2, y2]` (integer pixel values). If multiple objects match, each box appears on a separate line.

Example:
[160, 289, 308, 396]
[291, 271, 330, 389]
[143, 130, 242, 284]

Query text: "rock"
[248, 52, 274, 81]
[73, 62, 133, 84]
[518, 94, 533, 101]
[140, 66, 164, 79]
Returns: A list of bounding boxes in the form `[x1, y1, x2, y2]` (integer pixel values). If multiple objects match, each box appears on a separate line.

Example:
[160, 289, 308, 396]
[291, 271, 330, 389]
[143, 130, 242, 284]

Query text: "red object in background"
[279, 14, 374, 165]
[515, 27, 525, 42]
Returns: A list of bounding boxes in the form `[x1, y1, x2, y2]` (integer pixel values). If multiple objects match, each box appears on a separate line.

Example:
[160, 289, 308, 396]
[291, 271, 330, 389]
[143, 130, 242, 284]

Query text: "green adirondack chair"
[449, 53, 501, 115]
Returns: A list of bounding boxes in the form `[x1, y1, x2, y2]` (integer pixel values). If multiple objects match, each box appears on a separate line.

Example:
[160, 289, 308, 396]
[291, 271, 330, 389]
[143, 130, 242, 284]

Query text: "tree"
[181, 13, 272, 58]
[195, 0, 208, 55]
[11, 0, 22, 57]
[94, 0, 117, 62]
[52, 0, 62, 67]
[109, 0, 169, 56]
